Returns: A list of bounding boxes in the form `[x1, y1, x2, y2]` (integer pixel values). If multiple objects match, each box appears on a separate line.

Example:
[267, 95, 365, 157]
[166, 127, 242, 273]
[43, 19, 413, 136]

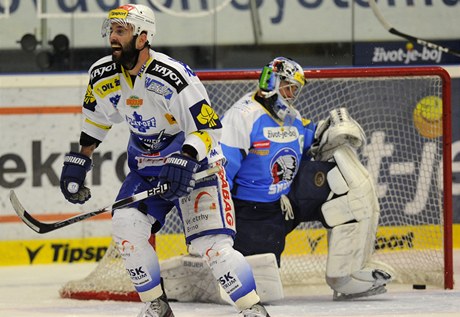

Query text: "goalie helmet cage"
[59, 66, 453, 302]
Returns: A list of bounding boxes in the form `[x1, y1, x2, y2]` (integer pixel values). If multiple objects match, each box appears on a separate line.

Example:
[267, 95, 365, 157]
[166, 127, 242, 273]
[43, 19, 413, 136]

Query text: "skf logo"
[219, 272, 235, 286]
[126, 266, 148, 281]
[218, 271, 241, 294]
[190, 100, 222, 129]
[126, 95, 143, 108]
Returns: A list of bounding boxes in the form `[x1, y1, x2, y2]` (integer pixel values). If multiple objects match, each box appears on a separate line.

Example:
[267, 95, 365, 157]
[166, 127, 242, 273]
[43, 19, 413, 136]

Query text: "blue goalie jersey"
[221, 92, 316, 203]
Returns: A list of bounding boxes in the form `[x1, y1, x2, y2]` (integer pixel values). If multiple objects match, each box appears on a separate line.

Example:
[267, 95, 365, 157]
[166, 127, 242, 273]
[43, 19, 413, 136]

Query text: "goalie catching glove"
[159, 153, 201, 201]
[60, 152, 92, 204]
[309, 107, 366, 161]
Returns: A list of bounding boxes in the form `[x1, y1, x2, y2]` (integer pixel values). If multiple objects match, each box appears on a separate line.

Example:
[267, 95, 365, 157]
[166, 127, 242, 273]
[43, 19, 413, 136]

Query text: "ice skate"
[333, 269, 392, 301]
[241, 302, 270, 317]
[137, 293, 175, 317]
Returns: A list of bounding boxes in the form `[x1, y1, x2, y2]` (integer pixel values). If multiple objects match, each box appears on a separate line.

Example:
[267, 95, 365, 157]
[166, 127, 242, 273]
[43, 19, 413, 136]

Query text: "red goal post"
[60, 66, 453, 302]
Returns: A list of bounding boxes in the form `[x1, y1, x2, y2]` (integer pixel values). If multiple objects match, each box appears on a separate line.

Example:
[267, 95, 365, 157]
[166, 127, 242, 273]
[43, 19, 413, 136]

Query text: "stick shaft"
[368, 0, 460, 57]
[10, 166, 220, 234]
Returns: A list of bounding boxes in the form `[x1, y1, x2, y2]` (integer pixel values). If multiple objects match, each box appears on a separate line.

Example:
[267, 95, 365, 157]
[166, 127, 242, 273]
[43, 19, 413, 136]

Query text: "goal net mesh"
[60, 67, 451, 301]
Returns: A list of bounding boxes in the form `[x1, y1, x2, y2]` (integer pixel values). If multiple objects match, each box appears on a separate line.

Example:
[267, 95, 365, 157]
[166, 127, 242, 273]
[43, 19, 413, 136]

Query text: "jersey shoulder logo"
[146, 60, 188, 93]
[189, 100, 222, 130]
[83, 84, 97, 111]
[90, 60, 119, 84]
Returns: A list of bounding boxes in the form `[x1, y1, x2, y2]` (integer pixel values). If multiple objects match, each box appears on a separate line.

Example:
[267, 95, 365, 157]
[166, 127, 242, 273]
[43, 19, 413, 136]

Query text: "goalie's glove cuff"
[159, 153, 200, 201]
[60, 152, 92, 204]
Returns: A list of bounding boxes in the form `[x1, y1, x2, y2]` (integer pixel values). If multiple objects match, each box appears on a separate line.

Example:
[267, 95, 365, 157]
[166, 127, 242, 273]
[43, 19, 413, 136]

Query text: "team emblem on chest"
[126, 111, 156, 133]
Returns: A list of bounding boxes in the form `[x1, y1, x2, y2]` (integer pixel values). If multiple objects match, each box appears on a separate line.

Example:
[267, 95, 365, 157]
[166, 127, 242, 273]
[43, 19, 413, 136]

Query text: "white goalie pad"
[321, 145, 379, 229]
[320, 146, 391, 296]
[160, 253, 283, 304]
[309, 107, 366, 161]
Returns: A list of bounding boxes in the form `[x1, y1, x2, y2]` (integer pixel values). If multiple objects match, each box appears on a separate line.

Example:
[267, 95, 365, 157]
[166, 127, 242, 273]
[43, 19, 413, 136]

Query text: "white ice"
[1, 251, 460, 317]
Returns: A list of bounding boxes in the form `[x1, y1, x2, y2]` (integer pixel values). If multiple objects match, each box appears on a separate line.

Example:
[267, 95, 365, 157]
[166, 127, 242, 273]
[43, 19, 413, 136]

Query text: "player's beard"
[111, 36, 139, 71]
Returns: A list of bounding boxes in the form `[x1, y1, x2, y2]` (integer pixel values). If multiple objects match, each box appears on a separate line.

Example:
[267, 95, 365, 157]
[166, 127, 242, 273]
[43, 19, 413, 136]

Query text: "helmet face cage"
[259, 57, 305, 123]
[101, 4, 156, 45]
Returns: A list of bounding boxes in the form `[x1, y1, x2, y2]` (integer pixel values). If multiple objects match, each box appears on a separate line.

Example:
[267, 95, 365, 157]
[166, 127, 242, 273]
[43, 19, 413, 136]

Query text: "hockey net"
[60, 66, 453, 301]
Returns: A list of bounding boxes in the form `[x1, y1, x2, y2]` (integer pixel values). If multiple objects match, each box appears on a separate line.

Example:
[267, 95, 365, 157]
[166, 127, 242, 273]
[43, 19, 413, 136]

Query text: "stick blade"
[9, 190, 47, 233]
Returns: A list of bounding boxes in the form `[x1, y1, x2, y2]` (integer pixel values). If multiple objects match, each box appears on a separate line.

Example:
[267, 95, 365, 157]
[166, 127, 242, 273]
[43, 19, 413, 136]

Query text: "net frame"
[59, 66, 453, 302]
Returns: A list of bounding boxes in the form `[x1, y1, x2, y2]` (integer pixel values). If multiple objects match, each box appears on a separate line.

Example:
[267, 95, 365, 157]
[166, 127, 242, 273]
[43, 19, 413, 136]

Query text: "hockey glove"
[60, 152, 92, 204]
[159, 153, 200, 201]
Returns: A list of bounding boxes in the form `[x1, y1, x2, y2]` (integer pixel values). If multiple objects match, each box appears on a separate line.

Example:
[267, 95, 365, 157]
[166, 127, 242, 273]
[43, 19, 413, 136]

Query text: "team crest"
[189, 100, 222, 129]
[268, 148, 298, 195]
[126, 111, 156, 133]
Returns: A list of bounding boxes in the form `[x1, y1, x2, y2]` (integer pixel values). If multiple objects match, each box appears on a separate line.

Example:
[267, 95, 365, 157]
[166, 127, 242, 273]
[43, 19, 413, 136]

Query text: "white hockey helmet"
[259, 57, 305, 123]
[102, 4, 156, 45]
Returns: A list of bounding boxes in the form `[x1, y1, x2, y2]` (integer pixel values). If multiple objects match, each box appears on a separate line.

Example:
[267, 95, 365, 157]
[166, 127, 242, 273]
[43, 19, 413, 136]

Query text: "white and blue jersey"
[82, 49, 224, 178]
[221, 92, 316, 203]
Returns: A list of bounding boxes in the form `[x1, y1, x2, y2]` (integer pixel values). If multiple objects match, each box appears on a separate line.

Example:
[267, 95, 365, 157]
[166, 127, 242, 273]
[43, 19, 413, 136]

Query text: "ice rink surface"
[1, 251, 459, 317]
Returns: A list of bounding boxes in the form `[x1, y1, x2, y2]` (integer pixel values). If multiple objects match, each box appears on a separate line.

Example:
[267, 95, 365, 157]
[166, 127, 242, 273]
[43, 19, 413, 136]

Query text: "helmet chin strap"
[117, 36, 148, 71]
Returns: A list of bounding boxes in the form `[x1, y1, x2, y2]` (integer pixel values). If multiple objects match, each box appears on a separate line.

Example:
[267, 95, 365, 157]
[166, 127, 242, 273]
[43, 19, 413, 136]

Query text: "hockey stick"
[368, 0, 460, 58]
[9, 166, 221, 234]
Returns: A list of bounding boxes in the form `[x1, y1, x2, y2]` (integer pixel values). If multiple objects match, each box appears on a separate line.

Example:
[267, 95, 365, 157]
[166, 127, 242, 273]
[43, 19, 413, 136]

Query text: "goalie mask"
[258, 57, 305, 123]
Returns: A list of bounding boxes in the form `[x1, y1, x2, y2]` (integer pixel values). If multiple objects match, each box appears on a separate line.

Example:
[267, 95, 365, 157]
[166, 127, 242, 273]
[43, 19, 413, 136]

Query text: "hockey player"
[58, 4, 270, 317]
[220, 57, 393, 300]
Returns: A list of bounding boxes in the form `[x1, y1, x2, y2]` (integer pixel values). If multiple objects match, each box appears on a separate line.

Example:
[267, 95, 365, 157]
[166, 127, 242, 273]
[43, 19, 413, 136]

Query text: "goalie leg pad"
[321, 145, 379, 227]
[161, 254, 226, 304]
[326, 223, 392, 297]
[322, 146, 392, 297]
[161, 253, 283, 304]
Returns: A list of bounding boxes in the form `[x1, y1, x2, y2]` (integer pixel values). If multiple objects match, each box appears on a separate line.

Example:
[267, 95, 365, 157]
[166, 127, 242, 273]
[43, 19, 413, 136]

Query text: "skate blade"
[333, 285, 387, 301]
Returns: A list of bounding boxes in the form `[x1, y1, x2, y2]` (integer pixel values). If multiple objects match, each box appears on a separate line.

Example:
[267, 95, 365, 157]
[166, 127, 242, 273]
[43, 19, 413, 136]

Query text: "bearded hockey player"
[58, 4, 270, 317]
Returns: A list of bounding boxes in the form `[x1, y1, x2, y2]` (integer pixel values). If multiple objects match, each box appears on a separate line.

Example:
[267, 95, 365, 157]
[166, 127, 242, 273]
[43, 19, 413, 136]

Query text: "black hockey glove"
[60, 152, 92, 204]
[159, 153, 200, 201]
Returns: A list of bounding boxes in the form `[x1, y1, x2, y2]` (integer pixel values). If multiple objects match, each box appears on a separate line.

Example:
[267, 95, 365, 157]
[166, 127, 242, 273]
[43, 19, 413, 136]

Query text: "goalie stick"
[10, 166, 220, 234]
[368, 0, 460, 58]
